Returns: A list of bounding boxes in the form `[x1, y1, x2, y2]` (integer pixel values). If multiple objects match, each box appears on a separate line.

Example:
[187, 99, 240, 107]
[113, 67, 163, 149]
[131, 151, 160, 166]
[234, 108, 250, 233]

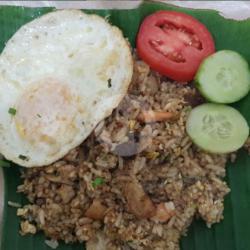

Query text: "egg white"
[0, 10, 133, 167]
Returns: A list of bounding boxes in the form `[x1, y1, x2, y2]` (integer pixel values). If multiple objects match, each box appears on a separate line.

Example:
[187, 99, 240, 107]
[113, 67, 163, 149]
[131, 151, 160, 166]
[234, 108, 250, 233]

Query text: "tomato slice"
[136, 11, 215, 82]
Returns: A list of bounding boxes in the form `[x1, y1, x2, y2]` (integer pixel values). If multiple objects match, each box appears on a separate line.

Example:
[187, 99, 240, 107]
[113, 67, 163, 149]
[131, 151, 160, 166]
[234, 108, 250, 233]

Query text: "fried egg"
[0, 10, 133, 167]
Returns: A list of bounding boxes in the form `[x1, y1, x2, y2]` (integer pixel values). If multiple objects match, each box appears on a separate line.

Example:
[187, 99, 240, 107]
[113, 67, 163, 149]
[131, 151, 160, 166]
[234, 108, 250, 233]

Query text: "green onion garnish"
[92, 177, 105, 188]
[8, 107, 16, 116]
[108, 78, 112, 88]
[18, 155, 29, 161]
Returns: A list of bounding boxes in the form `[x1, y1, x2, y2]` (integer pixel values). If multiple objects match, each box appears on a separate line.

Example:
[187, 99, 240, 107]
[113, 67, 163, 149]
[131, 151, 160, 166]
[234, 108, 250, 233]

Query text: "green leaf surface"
[1, 2, 250, 250]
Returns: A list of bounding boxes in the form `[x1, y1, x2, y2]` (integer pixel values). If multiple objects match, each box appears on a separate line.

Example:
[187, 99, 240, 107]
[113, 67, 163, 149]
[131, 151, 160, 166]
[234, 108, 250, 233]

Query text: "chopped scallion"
[18, 155, 29, 161]
[8, 107, 16, 115]
[108, 78, 112, 88]
[92, 177, 105, 188]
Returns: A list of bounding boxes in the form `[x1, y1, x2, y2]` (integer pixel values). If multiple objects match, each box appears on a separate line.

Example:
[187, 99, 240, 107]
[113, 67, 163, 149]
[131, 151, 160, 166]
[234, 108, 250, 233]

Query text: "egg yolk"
[14, 79, 81, 155]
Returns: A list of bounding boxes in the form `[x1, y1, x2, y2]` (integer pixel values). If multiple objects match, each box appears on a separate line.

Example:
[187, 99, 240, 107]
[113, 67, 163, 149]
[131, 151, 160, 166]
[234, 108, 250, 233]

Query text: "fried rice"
[16, 54, 235, 250]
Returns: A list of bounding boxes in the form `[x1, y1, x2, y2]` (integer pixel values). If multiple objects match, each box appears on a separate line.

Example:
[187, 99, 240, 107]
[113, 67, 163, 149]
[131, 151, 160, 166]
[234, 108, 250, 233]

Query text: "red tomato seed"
[136, 11, 215, 82]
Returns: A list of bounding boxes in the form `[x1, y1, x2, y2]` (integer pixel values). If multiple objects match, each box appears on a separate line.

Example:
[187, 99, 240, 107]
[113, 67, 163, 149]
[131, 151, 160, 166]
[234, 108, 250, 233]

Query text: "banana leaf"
[1, 1, 250, 250]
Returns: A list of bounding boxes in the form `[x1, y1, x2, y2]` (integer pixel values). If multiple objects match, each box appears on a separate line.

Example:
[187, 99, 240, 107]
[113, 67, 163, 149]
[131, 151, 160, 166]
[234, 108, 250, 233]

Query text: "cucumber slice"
[195, 50, 250, 103]
[186, 103, 249, 153]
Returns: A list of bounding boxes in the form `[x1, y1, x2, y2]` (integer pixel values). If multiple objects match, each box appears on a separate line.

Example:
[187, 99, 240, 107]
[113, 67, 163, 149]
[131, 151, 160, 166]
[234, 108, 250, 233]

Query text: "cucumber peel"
[195, 50, 250, 103]
[186, 103, 249, 153]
